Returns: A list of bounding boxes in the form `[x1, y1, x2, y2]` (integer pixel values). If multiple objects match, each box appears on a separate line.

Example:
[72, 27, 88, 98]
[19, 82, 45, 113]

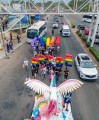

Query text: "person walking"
[55, 67, 60, 81]
[17, 34, 21, 43]
[52, 29, 54, 35]
[41, 65, 47, 79]
[51, 57, 56, 71]
[64, 68, 69, 81]
[6, 40, 10, 53]
[36, 63, 39, 73]
[10, 33, 12, 41]
[2, 23, 5, 31]
[9, 41, 13, 50]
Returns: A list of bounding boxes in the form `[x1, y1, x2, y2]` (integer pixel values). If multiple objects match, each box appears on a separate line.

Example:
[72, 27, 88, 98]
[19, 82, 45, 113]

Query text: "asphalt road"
[65, 14, 99, 52]
[0, 15, 99, 120]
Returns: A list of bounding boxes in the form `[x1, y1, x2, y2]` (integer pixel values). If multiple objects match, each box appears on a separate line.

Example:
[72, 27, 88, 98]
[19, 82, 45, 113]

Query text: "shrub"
[81, 35, 87, 42]
[89, 47, 99, 61]
[78, 32, 82, 37]
[76, 30, 80, 34]
[85, 42, 91, 47]
[72, 24, 75, 28]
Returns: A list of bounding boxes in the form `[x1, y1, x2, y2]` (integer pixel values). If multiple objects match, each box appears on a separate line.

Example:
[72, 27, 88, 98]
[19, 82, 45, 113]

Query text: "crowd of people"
[23, 36, 69, 82]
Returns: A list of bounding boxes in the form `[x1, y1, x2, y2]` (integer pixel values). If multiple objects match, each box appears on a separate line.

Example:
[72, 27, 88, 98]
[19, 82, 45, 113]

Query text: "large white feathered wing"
[24, 79, 51, 94]
[57, 79, 83, 95]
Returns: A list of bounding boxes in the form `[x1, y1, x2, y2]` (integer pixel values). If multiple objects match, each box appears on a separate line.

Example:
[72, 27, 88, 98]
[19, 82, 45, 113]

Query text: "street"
[65, 14, 99, 52]
[0, 15, 99, 120]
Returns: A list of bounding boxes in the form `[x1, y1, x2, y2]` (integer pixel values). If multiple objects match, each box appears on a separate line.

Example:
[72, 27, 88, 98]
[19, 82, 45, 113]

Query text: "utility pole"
[0, 26, 5, 47]
[71, 0, 76, 25]
[91, 13, 99, 47]
[0, 26, 9, 59]
[87, 0, 96, 43]
[58, 0, 60, 14]
[42, 0, 44, 13]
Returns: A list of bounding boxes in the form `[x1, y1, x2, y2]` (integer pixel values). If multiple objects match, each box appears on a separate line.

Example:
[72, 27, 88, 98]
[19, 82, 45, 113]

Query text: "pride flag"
[65, 54, 73, 67]
[46, 55, 54, 63]
[31, 57, 38, 64]
[56, 57, 64, 64]
[37, 54, 46, 61]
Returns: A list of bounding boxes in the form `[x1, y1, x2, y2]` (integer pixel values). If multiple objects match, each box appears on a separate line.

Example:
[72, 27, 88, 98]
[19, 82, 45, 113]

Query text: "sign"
[35, 14, 41, 20]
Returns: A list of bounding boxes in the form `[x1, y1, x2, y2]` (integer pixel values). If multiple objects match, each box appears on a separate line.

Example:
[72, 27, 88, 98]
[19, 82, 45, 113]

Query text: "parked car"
[90, 34, 99, 43]
[75, 53, 98, 80]
[83, 27, 89, 35]
[77, 24, 85, 30]
[53, 22, 58, 28]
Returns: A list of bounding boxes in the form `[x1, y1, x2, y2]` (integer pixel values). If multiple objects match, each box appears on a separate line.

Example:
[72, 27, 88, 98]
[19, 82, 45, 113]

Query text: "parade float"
[25, 77, 83, 120]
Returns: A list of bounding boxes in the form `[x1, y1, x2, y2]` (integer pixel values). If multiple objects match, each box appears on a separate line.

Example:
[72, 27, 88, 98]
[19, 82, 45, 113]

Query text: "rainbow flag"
[37, 54, 46, 61]
[65, 54, 73, 67]
[32, 57, 38, 64]
[56, 57, 64, 65]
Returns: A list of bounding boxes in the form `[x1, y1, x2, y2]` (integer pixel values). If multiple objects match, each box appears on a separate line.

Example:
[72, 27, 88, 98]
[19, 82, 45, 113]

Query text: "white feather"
[24, 79, 51, 94]
[57, 79, 83, 95]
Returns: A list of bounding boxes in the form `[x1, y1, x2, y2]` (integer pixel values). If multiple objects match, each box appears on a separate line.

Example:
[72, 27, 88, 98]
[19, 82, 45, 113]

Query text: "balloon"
[50, 36, 55, 46]
[31, 37, 37, 47]
[56, 36, 60, 46]
[42, 37, 47, 42]
[46, 38, 50, 47]
[39, 38, 44, 46]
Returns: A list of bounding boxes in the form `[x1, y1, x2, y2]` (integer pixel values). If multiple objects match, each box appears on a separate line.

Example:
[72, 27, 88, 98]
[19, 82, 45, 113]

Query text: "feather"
[57, 79, 83, 94]
[24, 79, 51, 94]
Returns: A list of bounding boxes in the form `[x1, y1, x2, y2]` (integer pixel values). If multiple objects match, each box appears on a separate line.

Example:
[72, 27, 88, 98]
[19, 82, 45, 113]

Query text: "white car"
[53, 22, 58, 28]
[75, 53, 98, 80]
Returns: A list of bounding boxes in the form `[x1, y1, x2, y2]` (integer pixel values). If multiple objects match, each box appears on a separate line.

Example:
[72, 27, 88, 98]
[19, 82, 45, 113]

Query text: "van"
[60, 25, 70, 37]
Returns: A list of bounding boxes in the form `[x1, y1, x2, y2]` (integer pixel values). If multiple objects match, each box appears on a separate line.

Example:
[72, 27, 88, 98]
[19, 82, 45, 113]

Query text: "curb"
[0, 40, 26, 61]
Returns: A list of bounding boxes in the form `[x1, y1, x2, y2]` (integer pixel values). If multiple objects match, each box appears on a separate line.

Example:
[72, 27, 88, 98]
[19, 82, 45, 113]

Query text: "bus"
[27, 21, 47, 43]
[82, 15, 97, 23]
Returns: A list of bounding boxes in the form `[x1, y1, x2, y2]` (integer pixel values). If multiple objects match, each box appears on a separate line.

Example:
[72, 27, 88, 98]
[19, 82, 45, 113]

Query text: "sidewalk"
[0, 34, 26, 60]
